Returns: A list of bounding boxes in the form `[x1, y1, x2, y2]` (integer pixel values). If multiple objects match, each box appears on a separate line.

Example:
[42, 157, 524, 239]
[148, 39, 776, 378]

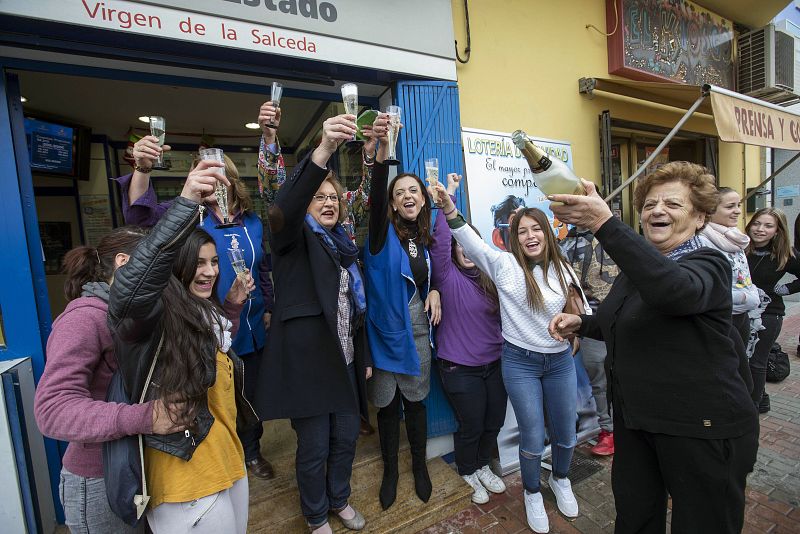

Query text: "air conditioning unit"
[738, 23, 799, 106]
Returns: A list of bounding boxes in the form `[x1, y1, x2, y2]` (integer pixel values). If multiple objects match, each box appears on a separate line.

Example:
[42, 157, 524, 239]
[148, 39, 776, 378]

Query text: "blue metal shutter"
[395, 80, 463, 437]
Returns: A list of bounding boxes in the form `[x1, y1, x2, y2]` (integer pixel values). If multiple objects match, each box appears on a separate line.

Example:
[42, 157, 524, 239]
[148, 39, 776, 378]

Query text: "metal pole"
[742, 150, 800, 202]
[604, 91, 709, 203]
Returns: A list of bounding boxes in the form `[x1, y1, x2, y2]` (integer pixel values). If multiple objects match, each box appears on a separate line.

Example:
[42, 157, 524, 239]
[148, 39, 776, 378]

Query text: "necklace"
[408, 238, 418, 258]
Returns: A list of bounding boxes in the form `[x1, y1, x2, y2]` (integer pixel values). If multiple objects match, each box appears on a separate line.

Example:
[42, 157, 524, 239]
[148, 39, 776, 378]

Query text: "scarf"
[305, 214, 367, 317]
[700, 222, 750, 253]
[665, 235, 705, 261]
[82, 281, 110, 302]
[211, 309, 233, 353]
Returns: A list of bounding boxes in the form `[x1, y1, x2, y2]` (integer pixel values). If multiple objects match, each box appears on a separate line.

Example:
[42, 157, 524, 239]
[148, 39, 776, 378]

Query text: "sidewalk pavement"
[420, 302, 800, 534]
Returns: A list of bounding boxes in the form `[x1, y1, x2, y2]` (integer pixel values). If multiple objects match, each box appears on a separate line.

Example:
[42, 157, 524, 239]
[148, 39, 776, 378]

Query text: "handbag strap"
[139, 333, 165, 403]
[136, 332, 165, 514]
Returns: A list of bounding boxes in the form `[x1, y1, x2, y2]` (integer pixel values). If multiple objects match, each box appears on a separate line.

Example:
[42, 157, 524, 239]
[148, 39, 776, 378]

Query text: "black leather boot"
[377, 403, 400, 510]
[404, 400, 432, 503]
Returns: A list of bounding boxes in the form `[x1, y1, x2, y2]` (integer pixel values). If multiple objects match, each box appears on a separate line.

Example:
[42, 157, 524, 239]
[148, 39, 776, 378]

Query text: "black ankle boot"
[404, 402, 432, 503]
[759, 393, 771, 414]
[377, 405, 400, 510]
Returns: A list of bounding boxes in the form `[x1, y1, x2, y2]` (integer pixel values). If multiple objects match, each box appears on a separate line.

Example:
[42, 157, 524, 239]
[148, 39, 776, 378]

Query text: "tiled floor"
[420, 304, 800, 534]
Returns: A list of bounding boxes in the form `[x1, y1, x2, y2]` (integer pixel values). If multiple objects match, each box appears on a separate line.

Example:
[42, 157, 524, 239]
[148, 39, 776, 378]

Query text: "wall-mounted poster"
[606, 0, 735, 88]
[461, 127, 574, 253]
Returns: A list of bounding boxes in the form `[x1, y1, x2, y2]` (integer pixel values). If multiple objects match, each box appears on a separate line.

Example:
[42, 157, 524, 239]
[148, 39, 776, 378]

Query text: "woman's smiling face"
[391, 176, 425, 221]
[191, 242, 219, 299]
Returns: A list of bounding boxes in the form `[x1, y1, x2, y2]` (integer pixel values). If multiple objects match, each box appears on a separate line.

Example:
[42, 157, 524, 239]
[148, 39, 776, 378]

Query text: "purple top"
[431, 197, 503, 366]
[34, 297, 153, 478]
[114, 173, 274, 311]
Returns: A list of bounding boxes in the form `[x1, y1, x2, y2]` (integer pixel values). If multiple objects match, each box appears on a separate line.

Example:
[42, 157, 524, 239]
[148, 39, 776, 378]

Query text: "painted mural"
[607, 0, 735, 88]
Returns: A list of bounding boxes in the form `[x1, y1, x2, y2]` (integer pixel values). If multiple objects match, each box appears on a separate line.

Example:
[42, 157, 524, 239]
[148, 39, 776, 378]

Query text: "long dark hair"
[157, 229, 223, 422]
[508, 208, 569, 311]
[388, 173, 433, 247]
[61, 226, 147, 301]
[452, 224, 499, 313]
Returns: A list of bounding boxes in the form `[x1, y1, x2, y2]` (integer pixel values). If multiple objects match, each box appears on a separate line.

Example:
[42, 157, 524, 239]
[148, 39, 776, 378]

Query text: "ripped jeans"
[501, 341, 576, 493]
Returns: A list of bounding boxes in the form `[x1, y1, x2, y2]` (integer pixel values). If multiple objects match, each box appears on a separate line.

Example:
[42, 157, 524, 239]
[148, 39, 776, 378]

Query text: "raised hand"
[548, 179, 612, 233]
[133, 136, 171, 171]
[226, 271, 255, 304]
[311, 114, 357, 168]
[446, 173, 462, 195]
[181, 159, 229, 204]
[428, 182, 454, 214]
[258, 101, 281, 132]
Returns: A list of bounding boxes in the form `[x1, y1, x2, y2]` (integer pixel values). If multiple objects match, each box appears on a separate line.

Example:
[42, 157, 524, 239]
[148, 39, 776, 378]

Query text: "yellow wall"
[452, 0, 747, 196]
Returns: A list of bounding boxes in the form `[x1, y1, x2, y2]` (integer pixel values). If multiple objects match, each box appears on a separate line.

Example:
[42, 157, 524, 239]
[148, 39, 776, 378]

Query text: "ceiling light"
[245, 122, 260, 130]
[20, 96, 27, 103]
[138, 116, 150, 123]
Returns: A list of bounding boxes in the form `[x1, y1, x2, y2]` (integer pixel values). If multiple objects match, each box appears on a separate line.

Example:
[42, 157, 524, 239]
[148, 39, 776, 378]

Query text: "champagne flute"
[149, 116, 166, 169]
[341, 83, 362, 147]
[384, 105, 401, 166]
[425, 157, 441, 208]
[199, 147, 236, 228]
[267, 82, 283, 129]
[227, 248, 253, 301]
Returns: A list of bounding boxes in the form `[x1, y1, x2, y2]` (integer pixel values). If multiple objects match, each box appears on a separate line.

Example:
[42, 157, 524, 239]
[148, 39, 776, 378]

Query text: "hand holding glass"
[149, 116, 166, 168]
[341, 83, 362, 146]
[267, 82, 282, 128]
[425, 158, 441, 208]
[199, 148, 236, 228]
[227, 248, 253, 301]
[384, 105, 401, 166]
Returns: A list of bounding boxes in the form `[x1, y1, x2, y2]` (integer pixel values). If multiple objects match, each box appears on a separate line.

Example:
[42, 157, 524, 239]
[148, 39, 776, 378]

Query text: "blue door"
[0, 70, 62, 522]
[394, 80, 464, 438]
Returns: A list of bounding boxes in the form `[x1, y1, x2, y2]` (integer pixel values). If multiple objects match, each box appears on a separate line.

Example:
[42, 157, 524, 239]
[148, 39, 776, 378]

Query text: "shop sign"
[136, 0, 455, 60]
[711, 89, 800, 150]
[0, 0, 456, 80]
[460, 127, 575, 248]
[606, 0, 735, 89]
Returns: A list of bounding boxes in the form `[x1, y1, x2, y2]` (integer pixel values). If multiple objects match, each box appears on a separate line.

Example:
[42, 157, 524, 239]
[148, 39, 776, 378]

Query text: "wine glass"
[384, 105, 401, 166]
[149, 116, 166, 169]
[227, 248, 253, 301]
[267, 82, 282, 129]
[425, 158, 441, 208]
[199, 147, 236, 228]
[341, 83, 362, 147]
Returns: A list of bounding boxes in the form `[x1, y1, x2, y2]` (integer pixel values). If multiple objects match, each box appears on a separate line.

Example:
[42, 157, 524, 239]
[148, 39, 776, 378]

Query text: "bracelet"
[134, 164, 153, 174]
[362, 150, 376, 166]
[444, 206, 457, 216]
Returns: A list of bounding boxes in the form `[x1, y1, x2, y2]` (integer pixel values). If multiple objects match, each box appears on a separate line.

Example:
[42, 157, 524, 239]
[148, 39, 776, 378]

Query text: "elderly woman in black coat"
[547, 162, 758, 534]
[254, 114, 374, 533]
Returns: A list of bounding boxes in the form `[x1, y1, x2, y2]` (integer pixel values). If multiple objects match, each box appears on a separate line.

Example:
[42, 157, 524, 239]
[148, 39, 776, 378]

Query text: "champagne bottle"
[511, 130, 585, 197]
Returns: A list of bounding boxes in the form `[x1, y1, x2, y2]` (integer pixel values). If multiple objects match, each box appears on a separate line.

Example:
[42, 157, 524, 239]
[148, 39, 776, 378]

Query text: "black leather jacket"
[107, 196, 258, 460]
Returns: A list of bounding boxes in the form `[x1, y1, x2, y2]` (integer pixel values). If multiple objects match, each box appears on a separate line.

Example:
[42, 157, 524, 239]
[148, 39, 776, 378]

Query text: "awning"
[578, 77, 800, 201]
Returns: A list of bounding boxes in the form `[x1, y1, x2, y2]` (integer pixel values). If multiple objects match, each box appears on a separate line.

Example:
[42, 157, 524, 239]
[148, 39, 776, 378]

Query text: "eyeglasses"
[312, 194, 340, 203]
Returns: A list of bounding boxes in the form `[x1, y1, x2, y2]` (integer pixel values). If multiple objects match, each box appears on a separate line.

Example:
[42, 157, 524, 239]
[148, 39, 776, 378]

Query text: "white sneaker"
[548, 473, 579, 518]
[462, 473, 489, 504]
[477, 465, 506, 494]
[523, 490, 549, 533]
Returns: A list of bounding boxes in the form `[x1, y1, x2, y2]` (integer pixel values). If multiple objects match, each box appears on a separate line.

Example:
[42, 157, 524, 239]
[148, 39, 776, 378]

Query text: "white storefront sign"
[0, 0, 456, 80]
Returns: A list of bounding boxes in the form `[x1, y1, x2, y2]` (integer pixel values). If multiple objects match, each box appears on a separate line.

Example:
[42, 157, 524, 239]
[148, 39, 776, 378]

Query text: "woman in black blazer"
[548, 162, 758, 534]
[254, 114, 373, 533]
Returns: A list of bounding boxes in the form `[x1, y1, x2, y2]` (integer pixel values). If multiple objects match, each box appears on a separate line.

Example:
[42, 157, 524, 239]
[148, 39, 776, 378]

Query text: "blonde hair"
[191, 154, 253, 215]
[746, 207, 794, 269]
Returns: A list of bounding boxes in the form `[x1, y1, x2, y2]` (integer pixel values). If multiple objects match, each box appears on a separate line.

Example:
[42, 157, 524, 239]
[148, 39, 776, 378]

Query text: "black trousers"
[238, 349, 265, 461]
[749, 313, 783, 405]
[612, 410, 759, 534]
[438, 358, 507, 476]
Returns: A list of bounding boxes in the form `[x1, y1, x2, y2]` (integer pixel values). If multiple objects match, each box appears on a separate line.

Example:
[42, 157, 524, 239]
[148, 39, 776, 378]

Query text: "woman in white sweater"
[430, 184, 588, 534]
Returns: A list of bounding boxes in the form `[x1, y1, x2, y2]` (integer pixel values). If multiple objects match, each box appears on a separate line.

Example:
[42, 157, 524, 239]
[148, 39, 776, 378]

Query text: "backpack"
[766, 342, 790, 383]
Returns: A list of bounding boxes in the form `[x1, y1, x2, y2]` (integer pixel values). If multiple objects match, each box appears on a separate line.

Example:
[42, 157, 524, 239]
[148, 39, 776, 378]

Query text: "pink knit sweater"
[34, 296, 153, 478]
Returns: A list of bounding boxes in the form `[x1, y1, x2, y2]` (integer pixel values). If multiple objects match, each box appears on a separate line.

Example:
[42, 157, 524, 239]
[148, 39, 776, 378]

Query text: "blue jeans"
[290, 364, 361, 527]
[59, 468, 142, 534]
[502, 341, 577, 493]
